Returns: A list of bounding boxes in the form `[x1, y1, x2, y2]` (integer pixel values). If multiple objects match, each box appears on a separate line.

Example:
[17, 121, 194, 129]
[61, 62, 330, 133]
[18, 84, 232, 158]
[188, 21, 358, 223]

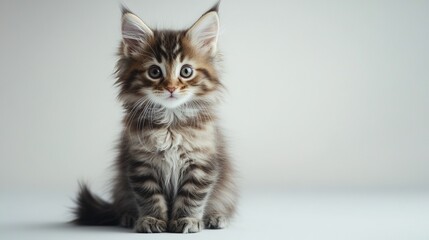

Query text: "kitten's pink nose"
[166, 87, 177, 93]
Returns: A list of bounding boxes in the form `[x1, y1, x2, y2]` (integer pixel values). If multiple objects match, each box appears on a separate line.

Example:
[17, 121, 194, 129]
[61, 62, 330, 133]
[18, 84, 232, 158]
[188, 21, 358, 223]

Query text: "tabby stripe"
[181, 175, 214, 189]
[128, 174, 157, 184]
[126, 70, 143, 84]
[133, 186, 162, 197]
[136, 194, 162, 206]
[187, 163, 214, 175]
[179, 51, 186, 62]
[196, 68, 212, 80]
[128, 160, 152, 169]
[173, 46, 182, 57]
[180, 196, 201, 208]
[177, 189, 208, 201]
[158, 46, 169, 61]
[154, 53, 162, 63]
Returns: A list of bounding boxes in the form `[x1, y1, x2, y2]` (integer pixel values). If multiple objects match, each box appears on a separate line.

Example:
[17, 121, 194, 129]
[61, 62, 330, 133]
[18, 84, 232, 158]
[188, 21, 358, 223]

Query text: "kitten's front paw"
[169, 217, 203, 233]
[134, 216, 167, 233]
[204, 215, 228, 229]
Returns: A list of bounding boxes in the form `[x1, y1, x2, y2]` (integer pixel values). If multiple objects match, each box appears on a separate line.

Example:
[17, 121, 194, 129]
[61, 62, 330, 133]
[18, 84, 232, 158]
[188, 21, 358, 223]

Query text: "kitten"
[73, 3, 238, 233]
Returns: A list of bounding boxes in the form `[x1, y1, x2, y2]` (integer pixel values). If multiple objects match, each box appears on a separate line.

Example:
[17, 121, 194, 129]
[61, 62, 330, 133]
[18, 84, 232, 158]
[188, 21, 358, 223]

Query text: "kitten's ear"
[186, 3, 220, 56]
[121, 8, 153, 56]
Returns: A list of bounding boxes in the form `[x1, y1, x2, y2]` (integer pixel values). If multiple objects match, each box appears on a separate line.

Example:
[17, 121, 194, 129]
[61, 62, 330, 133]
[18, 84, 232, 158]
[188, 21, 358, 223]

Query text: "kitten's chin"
[152, 94, 193, 109]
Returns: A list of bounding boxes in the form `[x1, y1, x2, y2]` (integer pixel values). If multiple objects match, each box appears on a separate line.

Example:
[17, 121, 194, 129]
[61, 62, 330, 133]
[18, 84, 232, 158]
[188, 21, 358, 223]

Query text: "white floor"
[1, 190, 428, 240]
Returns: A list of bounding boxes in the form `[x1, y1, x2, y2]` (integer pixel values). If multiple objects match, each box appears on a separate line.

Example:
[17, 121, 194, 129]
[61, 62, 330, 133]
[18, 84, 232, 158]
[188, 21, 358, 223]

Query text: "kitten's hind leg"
[119, 212, 136, 228]
[204, 215, 228, 229]
[203, 180, 238, 229]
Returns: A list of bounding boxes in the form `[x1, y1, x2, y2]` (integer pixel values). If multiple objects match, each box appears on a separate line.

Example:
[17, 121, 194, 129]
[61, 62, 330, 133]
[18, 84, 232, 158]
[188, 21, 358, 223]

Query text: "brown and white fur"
[73, 3, 238, 233]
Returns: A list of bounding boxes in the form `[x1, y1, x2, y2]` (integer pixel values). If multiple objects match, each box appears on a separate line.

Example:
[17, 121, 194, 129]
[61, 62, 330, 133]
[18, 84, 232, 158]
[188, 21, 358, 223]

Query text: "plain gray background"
[1, 0, 428, 192]
[1, 1, 429, 239]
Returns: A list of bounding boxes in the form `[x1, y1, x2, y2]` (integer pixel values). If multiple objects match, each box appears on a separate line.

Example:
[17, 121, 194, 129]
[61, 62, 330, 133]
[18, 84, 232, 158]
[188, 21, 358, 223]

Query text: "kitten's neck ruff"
[125, 100, 216, 131]
[152, 104, 212, 126]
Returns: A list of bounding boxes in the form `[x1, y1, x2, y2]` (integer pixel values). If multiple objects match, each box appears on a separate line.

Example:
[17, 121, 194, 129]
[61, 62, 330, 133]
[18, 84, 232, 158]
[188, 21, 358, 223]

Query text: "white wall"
[1, 0, 428, 192]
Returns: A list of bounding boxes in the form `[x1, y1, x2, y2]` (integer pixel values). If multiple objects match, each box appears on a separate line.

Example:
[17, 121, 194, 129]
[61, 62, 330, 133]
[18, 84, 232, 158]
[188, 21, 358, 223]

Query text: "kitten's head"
[115, 3, 222, 110]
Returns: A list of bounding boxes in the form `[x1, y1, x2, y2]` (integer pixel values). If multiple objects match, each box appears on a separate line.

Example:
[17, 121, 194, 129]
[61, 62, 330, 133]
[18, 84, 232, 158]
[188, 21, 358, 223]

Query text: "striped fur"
[74, 3, 237, 234]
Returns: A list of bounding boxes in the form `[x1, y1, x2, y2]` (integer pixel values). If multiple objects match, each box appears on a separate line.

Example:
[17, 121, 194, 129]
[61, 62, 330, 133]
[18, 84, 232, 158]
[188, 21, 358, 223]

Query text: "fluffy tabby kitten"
[73, 3, 237, 233]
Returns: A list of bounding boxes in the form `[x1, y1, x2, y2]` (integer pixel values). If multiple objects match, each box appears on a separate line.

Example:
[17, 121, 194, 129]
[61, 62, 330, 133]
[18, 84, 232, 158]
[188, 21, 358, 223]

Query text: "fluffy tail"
[73, 183, 119, 226]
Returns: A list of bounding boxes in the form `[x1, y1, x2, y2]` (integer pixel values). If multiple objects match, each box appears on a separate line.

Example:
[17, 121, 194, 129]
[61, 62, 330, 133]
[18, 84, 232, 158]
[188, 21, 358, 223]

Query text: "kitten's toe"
[134, 216, 167, 233]
[204, 215, 228, 229]
[169, 217, 203, 233]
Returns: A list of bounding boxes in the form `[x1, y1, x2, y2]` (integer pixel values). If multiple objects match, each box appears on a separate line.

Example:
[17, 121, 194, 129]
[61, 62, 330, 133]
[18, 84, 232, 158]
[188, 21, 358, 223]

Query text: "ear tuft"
[121, 4, 131, 15]
[187, 9, 220, 56]
[207, 1, 220, 13]
[121, 11, 153, 56]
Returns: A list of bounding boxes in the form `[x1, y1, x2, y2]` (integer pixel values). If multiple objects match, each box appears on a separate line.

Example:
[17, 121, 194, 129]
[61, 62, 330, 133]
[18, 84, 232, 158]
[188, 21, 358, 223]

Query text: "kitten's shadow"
[7, 221, 225, 234]
[8, 222, 132, 233]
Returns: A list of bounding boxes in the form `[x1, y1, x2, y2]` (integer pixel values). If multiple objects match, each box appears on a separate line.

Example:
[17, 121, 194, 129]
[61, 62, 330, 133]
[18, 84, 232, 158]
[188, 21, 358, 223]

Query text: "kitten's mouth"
[167, 95, 177, 100]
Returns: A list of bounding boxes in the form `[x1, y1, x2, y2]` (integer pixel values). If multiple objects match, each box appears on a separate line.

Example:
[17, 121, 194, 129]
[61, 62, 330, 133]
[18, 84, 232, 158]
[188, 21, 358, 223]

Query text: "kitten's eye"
[148, 65, 162, 79]
[180, 65, 194, 79]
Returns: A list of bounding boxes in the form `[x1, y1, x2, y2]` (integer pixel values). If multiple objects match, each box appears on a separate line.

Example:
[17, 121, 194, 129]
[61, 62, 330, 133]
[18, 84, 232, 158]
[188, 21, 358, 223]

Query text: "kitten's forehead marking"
[173, 42, 180, 54]
[155, 31, 183, 63]
[160, 44, 167, 53]
[143, 33, 197, 80]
